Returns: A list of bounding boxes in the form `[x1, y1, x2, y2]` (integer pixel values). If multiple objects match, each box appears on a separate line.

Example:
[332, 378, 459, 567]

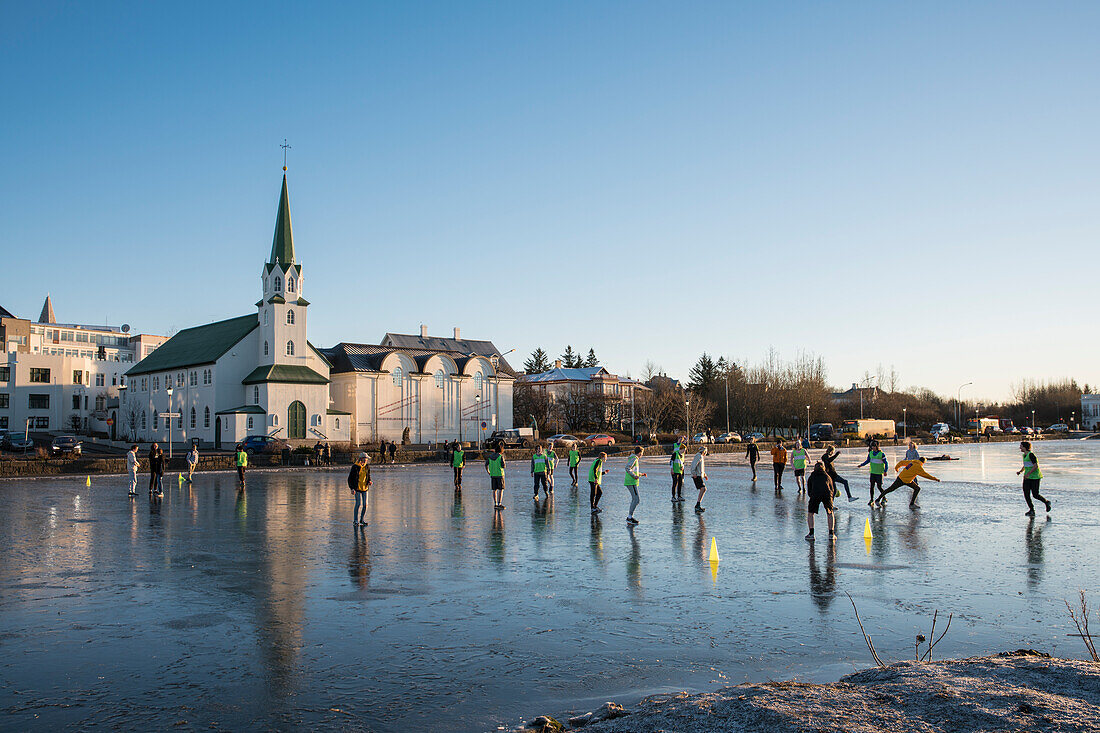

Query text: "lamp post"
[975, 407, 979, 443]
[1031, 409, 1035, 432]
[1071, 411, 1076, 432]
[903, 407, 907, 440]
[685, 399, 691, 441]
[956, 382, 973, 434]
[805, 405, 810, 441]
[630, 383, 635, 441]
[475, 394, 482, 451]
[725, 376, 730, 435]
[166, 385, 173, 459]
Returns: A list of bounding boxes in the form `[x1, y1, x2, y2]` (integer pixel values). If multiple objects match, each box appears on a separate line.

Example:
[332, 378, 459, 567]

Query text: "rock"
[524, 715, 564, 732]
[567, 712, 594, 727]
[593, 702, 628, 720]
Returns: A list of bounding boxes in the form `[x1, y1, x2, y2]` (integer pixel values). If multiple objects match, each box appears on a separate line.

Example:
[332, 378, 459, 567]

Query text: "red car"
[585, 434, 616, 446]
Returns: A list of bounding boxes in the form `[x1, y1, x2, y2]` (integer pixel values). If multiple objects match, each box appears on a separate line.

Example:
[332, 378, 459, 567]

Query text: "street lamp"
[805, 405, 810, 441]
[1031, 409, 1035, 431]
[903, 407, 907, 440]
[975, 407, 979, 442]
[166, 385, 173, 459]
[1071, 411, 1076, 432]
[685, 400, 691, 441]
[475, 394, 482, 451]
[956, 382, 973, 433]
[725, 375, 730, 435]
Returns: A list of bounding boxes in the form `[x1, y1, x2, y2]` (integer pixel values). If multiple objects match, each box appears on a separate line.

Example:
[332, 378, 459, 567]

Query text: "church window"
[286, 341, 295, 356]
[204, 406, 210, 428]
[190, 371, 197, 386]
[474, 371, 483, 390]
[287, 277, 295, 293]
[153, 376, 159, 391]
[286, 310, 294, 325]
[141, 411, 146, 430]
[263, 310, 269, 326]
[247, 417, 254, 430]
[153, 410, 158, 430]
[190, 408, 196, 429]
[264, 341, 269, 356]
[274, 276, 282, 291]
[253, 386, 260, 404]
[335, 418, 340, 430]
[392, 366, 403, 386]
[434, 370, 444, 388]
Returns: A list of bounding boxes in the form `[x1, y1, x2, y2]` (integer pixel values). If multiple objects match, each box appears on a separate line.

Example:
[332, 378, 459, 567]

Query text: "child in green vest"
[588, 451, 609, 514]
[568, 446, 581, 486]
[625, 446, 647, 524]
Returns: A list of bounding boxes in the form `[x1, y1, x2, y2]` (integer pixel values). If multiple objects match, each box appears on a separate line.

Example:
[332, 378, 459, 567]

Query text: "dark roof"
[241, 364, 330, 385]
[269, 174, 295, 265]
[322, 343, 516, 378]
[327, 408, 351, 415]
[521, 366, 609, 383]
[381, 332, 514, 373]
[0, 304, 14, 319]
[216, 405, 267, 415]
[126, 314, 258, 376]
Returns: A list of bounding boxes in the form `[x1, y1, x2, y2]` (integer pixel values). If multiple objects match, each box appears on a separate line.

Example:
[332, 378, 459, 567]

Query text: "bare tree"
[642, 360, 662, 382]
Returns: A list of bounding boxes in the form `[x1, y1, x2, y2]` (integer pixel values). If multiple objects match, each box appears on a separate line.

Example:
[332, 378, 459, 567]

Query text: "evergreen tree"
[523, 347, 551, 373]
[687, 353, 720, 395]
[561, 346, 581, 368]
[584, 348, 599, 368]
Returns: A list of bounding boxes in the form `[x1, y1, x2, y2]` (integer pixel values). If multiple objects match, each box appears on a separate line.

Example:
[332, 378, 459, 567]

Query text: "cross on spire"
[281, 139, 291, 171]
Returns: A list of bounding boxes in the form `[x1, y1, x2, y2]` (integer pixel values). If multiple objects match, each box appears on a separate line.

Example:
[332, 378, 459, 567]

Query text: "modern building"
[518, 361, 649, 430]
[121, 174, 349, 448]
[323, 326, 515, 445]
[1080, 394, 1100, 431]
[0, 298, 167, 437]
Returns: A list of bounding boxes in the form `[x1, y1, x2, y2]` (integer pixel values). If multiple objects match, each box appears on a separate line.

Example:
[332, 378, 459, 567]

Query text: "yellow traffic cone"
[85, 476, 91, 486]
[863, 518, 873, 540]
[709, 536, 720, 563]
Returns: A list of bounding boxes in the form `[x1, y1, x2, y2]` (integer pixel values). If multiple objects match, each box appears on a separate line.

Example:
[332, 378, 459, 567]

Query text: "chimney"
[554, 359, 562, 369]
[453, 327, 461, 340]
[420, 324, 428, 338]
[852, 383, 858, 390]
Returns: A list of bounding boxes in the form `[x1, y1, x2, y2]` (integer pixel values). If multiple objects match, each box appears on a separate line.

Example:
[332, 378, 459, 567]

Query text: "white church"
[121, 172, 513, 448]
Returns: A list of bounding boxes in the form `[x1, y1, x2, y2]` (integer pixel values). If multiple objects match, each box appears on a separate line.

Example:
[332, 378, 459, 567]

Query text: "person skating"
[822, 445, 855, 502]
[388, 440, 397, 464]
[690, 445, 708, 513]
[568, 445, 581, 487]
[126, 444, 140, 497]
[450, 441, 465, 490]
[771, 440, 788, 491]
[545, 445, 558, 493]
[589, 451, 609, 514]
[148, 443, 164, 496]
[485, 445, 507, 510]
[186, 444, 198, 483]
[746, 437, 760, 481]
[791, 441, 809, 493]
[235, 444, 248, 485]
[876, 456, 939, 508]
[905, 440, 921, 462]
[625, 446, 647, 524]
[670, 437, 686, 502]
[531, 445, 550, 499]
[804, 461, 837, 542]
[858, 440, 889, 506]
[1017, 440, 1051, 516]
[347, 452, 371, 526]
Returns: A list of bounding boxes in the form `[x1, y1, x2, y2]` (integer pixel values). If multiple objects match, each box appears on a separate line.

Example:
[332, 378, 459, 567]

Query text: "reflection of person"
[1025, 514, 1045, 588]
[808, 541, 837, 612]
[877, 457, 938, 508]
[771, 441, 787, 492]
[348, 452, 371, 526]
[126, 444, 140, 497]
[349, 526, 371, 588]
[690, 446, 708, 513]
[746, 437, 759, 481]
[485, 445, 506, 510]
[805, 462, 836, 541]
[625, 446, 647, 524]
[1017, 441, 1051, 516]
[589, 452, 608, 514]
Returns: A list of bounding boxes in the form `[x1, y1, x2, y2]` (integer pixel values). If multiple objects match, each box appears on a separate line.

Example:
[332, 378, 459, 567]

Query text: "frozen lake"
[1, 440, 1097, 731]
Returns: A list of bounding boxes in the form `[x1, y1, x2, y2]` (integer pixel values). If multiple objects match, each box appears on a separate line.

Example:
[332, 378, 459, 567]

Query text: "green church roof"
[269, 174, 295, 265]
[126, 314, 258, 376]
[241, 364, 330, 385]
[216, 405, 267, 415]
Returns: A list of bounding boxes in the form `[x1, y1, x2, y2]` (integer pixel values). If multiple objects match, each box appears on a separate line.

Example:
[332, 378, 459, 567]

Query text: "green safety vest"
[532, 454, 547, 473]
[671, 446, 684, 474]
[451, 449, 465, 468]
[625, 456, 640, 486]
[868, 450, 885, 475]
[1022, 452, 1043, 480]
[546, 451, 556, 469]
[236, 451, 247, 467]
[588, 459, 604, 484]
[792, 448, 807, 469]
[487, 455, 504, 477]
[569, 450, 580, 467]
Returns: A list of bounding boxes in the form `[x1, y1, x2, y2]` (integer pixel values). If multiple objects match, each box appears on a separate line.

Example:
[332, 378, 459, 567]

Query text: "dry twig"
[1065, 591, 1099, 662]
[846, 592, 886, 668]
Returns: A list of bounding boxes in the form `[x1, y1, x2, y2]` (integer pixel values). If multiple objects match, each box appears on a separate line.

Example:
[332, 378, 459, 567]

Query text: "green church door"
[288, 401, 306, 439]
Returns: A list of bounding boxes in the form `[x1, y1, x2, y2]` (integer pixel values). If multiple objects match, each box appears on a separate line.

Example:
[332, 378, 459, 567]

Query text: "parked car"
[808, 423, 835, 441]
[691, 432, 711, 444]
[240, 434, 289, 456]
[1047, 423, 1070, 434]
[1004, 426, 1021, 435]
[547, 434, 581, 449]
[3, 431, 34, 452]
[584, 434, 616, 446]
[488, 428, 537, 449]
[50, 435, 83, 456]
[1020, 426, 1034, 436]
[930, 423, 951, 438]
[744, 432, 766, 442]
[715, 432, 742, 444]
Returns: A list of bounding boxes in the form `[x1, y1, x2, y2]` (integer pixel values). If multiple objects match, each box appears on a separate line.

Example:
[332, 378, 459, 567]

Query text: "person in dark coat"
[148, 443, 164, 496]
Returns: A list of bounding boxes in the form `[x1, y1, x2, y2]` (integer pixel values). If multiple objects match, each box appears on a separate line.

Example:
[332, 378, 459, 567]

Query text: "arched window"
[286, 341, 295, 356]
[141, 411, 147, 430]
[335, 418, 340, 430]
[204, 406, 210, 428]
[392, 366, 403, 385]
[474, 371, 483, 390]
[286, 310, 295, 325]
[264, 341, 269, 356]
[274, 276, 282, 291]
[263, 310, 269, 326]
[434, 370, 444, 388]
[190, 407, 196, 429]
[247, 417, 254, 430]
[287, 277, 295, 293]
[253, 386, 260, 404]
[153, 410, 159, 430]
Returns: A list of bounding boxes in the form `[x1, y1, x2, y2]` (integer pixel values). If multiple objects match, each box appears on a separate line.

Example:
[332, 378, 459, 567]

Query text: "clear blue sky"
[3, 1, 1098, 402]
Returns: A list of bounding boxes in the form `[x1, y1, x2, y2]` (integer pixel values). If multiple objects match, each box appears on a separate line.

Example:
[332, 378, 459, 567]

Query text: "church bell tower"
[258, 173, 309, 366]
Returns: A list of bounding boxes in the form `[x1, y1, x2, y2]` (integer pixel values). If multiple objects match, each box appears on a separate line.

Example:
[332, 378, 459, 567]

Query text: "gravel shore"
[526, 650, 1100, 732]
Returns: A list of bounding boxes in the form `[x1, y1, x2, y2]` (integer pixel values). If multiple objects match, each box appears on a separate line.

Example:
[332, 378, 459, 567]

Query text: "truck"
[487, 427, 538, 449]
[967, 417, 1001, 436]
[840, 419, 896, 440]
[808, 423, 836, 441]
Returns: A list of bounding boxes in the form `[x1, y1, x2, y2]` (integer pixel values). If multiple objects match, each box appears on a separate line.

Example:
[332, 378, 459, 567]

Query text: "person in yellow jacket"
[875, 457, 939, 508]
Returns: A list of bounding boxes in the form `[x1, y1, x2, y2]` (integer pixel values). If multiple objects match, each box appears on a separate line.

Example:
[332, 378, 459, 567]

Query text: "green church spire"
[269, 174, 295, 265]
